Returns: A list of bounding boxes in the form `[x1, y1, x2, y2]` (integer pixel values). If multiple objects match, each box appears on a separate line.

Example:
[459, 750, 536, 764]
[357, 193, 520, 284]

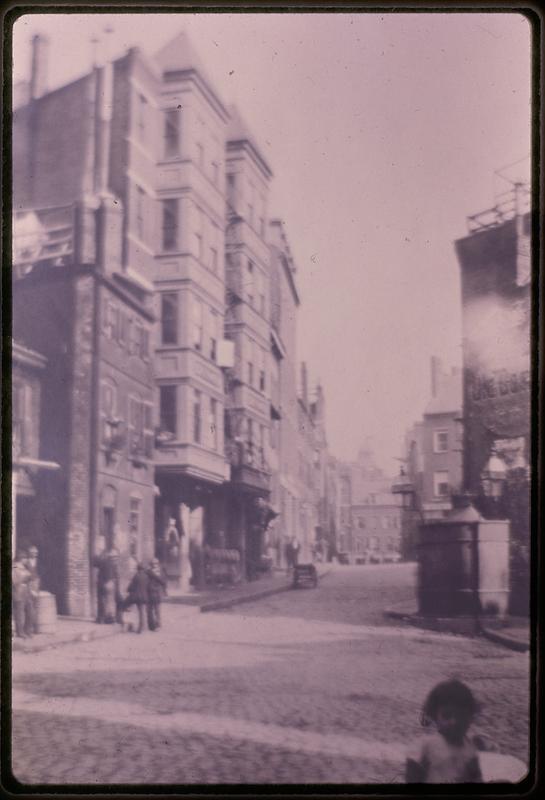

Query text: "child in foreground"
[405, 679, 483, 783]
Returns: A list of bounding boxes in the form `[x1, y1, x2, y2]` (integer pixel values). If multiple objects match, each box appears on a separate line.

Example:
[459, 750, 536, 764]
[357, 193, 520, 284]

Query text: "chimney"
[430, 355, 443, 398]
[30, 34, 49, 100]
[301, 362, 308, 408]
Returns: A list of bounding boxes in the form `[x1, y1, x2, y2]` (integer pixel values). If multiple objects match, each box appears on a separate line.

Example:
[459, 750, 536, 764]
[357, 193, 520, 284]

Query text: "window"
[128, 395, 144, 456]
[434, 470, 450, 497]
[100, 380, 118, 444]
[196, 141, 204, 169]
[12, 381, 28, 456]
[128, 496, 141, 558]
[160, 292, 178, 345]
[247, 182, 254, 227]
[143, 402, 154, 457]
[247, 417, 254, 447]
[135, 186, 145, 240]
[259, 347, 266, 392]
[209, 398, 218, 450]
[226, 173, 236, 207]
[209, 223, 219, 273]
[258, 195, 266, 237]
[246, 260, 254, 306]
[193, 390, 202, 443]
[358, 517, 365, 529]
[434, 430, 449, 453]
[193, 207, 204, 261]
[137, 93, 147, 140]
[255, 269, 265, 315]
[260, 425, 266, 467]
[192, 296, 203, 351]
[209, 309, 219, 362]
[162, 199, 178, 251]
[247, 358, 254, 387]
[159, 385, 177, 435]
[164, 109, 180, 157]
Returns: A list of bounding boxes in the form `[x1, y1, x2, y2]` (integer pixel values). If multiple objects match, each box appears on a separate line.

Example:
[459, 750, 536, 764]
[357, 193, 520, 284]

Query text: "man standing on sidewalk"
[24, 546, 40, 636]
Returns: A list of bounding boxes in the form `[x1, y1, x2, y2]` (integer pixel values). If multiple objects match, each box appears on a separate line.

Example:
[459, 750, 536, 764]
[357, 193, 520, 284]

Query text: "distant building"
[339, 448, 402, 563]
[267, 220, 301, 566]
[404, 358, 463, 522]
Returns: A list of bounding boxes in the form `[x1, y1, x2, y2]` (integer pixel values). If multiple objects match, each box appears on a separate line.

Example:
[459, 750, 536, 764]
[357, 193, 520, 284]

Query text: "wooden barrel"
[37, 591, 57, 634]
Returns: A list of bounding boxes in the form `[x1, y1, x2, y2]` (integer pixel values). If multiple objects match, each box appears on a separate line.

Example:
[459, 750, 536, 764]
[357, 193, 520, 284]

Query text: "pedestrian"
[23, 545, 40, 636]
[13, 551, 31, 638]
[405, 679, 483, 783]
[291, 536, 300, 567]
[123, 563, 150, 633]
[146, 558, 166, 631]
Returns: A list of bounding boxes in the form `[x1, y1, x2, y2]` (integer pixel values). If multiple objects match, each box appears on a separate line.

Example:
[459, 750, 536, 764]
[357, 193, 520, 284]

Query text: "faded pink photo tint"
[9, 10, 532, 788]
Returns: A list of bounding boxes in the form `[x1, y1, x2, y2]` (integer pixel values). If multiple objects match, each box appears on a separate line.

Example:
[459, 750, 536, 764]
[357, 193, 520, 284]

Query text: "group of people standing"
[93, 547, 167, 634]
[12, 546, 40, 638]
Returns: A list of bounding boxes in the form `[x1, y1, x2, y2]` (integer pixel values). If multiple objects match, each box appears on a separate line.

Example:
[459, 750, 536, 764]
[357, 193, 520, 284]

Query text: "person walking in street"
[12, 551, 31, 638]
[146, 558, 166, 631]
[405, 679, 483, 783]
[123, 563, 150, 633]
[23, 545, 40, 636]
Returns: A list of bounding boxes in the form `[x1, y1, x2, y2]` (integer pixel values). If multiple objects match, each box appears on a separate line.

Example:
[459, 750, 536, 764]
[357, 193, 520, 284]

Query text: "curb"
[479, 626, 530, 653]
[201, 567, 332, 613]
[384, 608, 530, 651]
[12, 624, 121, 655]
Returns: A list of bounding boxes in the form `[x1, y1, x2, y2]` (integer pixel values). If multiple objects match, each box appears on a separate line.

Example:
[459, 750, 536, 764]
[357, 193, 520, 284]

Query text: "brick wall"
[13, 75, 95, 209]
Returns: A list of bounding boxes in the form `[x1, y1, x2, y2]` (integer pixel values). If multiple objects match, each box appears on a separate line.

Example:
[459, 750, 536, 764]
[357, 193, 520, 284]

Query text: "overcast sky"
[12, 12, 532, 473]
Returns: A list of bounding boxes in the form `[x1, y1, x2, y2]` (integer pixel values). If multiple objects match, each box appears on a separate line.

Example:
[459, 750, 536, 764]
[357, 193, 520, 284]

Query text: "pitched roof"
[153, 32, 227, 115]
[154, 31, 209, 77]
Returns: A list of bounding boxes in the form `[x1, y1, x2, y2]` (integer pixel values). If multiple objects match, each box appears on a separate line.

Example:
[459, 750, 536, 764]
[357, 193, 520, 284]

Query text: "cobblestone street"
[11, 564, 530, 785]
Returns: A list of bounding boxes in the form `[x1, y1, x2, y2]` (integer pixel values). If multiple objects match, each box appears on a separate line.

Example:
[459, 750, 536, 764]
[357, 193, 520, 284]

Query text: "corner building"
[109, 35, 232, 565]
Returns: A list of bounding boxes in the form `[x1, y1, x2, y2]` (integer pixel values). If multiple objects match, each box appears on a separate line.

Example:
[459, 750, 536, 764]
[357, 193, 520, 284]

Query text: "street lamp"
[481, 452, 507, 499]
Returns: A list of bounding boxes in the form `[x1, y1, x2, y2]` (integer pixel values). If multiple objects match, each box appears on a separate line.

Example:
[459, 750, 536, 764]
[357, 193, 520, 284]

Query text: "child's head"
[421, 680, 480, 742]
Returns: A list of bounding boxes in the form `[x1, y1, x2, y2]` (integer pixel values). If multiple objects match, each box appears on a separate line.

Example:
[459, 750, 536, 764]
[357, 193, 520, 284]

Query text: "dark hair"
[421, 680, 480, 727]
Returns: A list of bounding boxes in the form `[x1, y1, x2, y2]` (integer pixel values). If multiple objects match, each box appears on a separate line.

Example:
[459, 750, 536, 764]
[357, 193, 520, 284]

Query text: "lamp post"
[480, 452, 507, 519]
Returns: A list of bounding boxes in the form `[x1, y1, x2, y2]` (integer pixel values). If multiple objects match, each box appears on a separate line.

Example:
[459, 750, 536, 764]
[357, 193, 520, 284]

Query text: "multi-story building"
[296, 363, 320, 562]
[12, 29, 336, 607]
[118, 34, 232, 575]
[12, 200, 155, 616]
[267, 219, 301, 566]
[403, 358, 463, 521]
[223, 105, 274, 578]
[338, 448, 402, 563]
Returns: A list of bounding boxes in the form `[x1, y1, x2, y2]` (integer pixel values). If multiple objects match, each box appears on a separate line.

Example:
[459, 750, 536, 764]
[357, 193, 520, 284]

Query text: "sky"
[12, 12, 532, 473]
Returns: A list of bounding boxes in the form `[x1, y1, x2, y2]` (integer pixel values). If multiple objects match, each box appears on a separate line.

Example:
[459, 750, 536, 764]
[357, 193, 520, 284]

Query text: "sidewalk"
[384, 600, 530, 652]
[11, 617, 121, 655]
[169, 563, 332, 613]
[12, 565, 333, 654]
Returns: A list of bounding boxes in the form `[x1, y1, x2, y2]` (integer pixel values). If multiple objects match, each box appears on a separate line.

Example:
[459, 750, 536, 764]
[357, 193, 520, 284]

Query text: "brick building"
[12, 204, 155, 617]
[12, 30, 337, 605]
[338, 448, 402, 563]
[12, 40, 156, 615]
[403, 357, 463, 523]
